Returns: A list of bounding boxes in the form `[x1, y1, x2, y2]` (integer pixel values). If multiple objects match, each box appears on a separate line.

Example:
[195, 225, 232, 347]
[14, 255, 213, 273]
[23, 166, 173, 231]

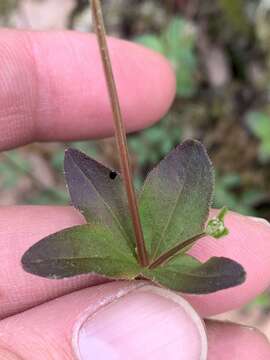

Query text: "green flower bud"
[206, 207, 229, 239]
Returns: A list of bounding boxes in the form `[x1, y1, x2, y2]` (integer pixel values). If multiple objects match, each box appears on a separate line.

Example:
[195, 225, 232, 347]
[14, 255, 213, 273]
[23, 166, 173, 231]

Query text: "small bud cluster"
[206, 207, 229, 239]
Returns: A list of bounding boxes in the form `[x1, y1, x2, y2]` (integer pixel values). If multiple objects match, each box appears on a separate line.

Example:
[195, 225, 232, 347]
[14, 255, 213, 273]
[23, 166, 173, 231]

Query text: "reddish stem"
[90, 0, 149, 267]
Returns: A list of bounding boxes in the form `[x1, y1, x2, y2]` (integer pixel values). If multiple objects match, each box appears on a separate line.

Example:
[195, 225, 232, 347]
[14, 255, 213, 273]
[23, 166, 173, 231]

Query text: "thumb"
[0, 281, 207, 360]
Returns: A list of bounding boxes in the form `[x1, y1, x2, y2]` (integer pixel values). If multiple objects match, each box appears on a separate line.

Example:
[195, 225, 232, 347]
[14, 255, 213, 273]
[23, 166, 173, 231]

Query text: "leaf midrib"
[151, 153, 195, 260]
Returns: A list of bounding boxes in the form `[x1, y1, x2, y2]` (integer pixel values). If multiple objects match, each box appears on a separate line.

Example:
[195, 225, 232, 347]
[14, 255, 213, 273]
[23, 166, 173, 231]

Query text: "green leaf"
[21, 224, 140, 280]
[136, 17, 198, 98]
[144, 255, 246, 294]
[139, 140, 214, 261]
[136, 34, 164, 54]
[163, 17, 198, 97]
[247, 111, 270, 162]
[64, 149, 134, 250]
[247, 111, 270, 140]
[163, 17, 196, 56]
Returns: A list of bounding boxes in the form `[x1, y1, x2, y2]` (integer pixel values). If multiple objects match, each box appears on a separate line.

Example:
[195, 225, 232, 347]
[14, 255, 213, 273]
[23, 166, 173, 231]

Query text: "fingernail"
[208, 319, 260, 332]
[73, 285, 207, 360]
[239, 324, 270, 342]
[248, 216, 270, 228]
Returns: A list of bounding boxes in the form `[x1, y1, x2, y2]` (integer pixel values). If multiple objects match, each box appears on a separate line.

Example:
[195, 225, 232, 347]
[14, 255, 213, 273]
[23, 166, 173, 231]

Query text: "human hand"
[0, 30, 270, 360]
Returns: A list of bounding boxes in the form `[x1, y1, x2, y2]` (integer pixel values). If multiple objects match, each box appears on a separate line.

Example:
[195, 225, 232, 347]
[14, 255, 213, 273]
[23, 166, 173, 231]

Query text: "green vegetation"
[136, 17, 198, 98]
[247, 111, 270, 163]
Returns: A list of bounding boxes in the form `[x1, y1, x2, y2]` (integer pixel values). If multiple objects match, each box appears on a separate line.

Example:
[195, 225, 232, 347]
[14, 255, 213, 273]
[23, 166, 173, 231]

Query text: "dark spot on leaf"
[109, 171, 117, 180]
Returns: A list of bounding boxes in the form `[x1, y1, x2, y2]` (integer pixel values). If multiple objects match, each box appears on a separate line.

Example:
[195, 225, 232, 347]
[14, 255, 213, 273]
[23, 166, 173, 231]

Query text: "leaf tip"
[218, 256, 247, 287]
[21, 247, 35, 275]
[64, 147, 79, 161]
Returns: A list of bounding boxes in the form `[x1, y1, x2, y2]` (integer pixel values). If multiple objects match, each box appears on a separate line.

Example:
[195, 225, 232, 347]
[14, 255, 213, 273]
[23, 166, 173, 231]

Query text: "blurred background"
[1, 0, 270, 337]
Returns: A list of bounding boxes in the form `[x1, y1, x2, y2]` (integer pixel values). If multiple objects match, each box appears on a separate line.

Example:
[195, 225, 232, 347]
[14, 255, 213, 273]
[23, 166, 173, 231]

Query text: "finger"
[206, 320, 270, 359]
[0, 206, 101, 319]
[0, 282, 207, 360]
[185, 210, 270, 316]
[0, 30, 175, 150]
[1, 207, 270, 319]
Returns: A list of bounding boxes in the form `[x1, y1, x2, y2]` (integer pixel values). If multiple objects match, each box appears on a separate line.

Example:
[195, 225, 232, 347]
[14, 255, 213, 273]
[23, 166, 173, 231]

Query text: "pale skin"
[0, 30, 270, 359]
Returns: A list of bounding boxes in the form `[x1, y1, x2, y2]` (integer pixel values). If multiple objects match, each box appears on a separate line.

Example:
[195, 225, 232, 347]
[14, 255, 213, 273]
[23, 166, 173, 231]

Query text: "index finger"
[0, 30, 175, 150]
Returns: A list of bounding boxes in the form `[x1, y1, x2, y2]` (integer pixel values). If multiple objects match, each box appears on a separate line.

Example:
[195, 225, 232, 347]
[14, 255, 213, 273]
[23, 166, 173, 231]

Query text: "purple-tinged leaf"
[139, 140, 214, 261]
[144, 255, 246, 294]
[22, 224, 140, 280]
[64, 149, 134, 251]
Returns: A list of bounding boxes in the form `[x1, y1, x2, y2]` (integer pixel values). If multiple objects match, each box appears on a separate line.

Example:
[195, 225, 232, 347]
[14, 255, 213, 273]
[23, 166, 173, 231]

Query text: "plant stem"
[90, 0, 149, 267]
[149, 233, 205, 269]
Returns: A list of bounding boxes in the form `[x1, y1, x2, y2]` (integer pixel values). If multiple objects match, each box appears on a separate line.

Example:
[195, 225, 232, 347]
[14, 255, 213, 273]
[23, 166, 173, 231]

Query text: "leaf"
[136, 34, 164, 54]
[64, 149, 134, 251]
[21, 224, 140, 280]
[163, 18, 196, 54]
[139, 140, 214, 261]
[143, 255, 246, 294]
[136, 17, 198, 98]
[247, 111, 270, 140]
[247, 111, 270, 162]
[163, 17, 198, 98]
